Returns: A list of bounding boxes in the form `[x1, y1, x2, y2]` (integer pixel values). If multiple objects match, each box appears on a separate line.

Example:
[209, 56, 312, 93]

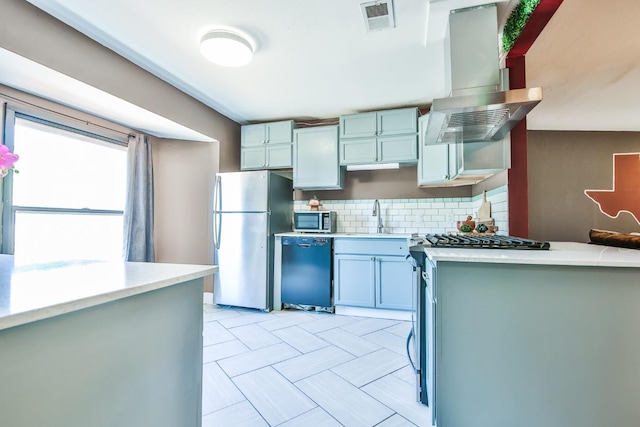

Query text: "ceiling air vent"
[360, 0, 395, 32]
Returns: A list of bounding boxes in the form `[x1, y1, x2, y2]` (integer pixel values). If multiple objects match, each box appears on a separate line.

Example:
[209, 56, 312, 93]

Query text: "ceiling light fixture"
[200, 30, 253, 67]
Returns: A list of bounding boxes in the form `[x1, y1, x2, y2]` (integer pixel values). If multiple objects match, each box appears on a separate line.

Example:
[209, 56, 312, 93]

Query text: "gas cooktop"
[414, 234, 551, 250]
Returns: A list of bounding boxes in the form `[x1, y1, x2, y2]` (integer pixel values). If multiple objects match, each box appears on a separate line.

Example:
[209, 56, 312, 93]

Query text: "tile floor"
[201, 296, 431, 427]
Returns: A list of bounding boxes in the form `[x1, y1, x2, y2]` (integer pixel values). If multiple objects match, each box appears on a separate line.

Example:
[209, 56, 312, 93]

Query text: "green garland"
[502, 0, 542, 54]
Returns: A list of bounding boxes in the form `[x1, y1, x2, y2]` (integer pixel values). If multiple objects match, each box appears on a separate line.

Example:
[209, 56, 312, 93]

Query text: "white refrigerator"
[213, 170, 292, 310]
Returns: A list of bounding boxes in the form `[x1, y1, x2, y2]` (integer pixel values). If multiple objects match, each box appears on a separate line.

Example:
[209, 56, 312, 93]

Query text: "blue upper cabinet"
[340, 108, 417, 138]
[339, 107, 418, 166]
[266, 120, 295, 145]
[241, 120, 295, 170]
[340, 138, 378, 164]
[418, 113, 456, 185]
[293, 125, 344, 190]
[377, 108, 418, 136]
[241, 123, 268, 146]
[339, 112, 378, 138]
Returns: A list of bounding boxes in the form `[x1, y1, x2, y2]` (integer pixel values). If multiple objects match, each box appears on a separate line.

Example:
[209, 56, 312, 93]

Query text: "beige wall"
[296, 165, 507, 201]
[528, 130, 640, 242]
[153, 139, 219, 292]
[296, 166, 469, 201]
[219, 136, 241, 172]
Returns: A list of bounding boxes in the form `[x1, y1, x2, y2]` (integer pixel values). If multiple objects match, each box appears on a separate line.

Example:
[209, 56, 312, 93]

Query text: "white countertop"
[276, 232, 412, 239]
[0, 255, 217, 331]
[422, 241, 640, 267]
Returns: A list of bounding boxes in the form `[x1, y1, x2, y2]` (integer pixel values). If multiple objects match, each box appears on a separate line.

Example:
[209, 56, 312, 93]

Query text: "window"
[2, 107, 127, 264]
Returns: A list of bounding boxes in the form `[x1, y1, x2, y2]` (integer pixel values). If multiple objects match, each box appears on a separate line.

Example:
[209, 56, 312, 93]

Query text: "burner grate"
[424, 234, 550, 250]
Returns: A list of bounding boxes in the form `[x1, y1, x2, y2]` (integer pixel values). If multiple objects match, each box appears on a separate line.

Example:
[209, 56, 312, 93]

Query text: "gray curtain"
[123, 133, 155, 262]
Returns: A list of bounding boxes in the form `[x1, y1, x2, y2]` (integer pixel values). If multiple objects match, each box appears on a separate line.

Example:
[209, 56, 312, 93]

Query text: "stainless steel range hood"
[425, 87, 542, 144]
[424, 3, 542, 145]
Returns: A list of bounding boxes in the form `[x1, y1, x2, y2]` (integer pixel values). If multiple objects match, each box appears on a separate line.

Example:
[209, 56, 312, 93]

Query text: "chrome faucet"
[372, 199, 385, 234]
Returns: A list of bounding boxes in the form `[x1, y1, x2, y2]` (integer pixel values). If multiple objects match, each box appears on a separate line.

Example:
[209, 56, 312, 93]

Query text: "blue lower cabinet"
[334, 254, 376, 307]
[333, 238, 412, 311]
[375, 255, 413, 310]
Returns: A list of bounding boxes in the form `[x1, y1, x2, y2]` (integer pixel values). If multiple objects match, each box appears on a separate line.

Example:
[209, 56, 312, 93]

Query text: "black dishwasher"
[281, 236, 333, 312]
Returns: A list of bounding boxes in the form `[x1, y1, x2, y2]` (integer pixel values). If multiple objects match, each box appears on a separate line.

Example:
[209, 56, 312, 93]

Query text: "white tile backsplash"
[295, 186, 509, 235]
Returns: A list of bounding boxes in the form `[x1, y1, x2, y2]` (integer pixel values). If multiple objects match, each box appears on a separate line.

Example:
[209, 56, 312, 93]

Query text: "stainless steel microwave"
[293, 211, 336, 233]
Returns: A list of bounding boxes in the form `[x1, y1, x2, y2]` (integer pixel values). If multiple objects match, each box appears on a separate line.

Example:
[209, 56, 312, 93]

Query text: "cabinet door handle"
[370, 257, 376, 286]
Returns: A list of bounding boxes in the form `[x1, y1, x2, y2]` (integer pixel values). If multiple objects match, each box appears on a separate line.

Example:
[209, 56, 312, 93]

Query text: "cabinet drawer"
[334, 238, 408, 256]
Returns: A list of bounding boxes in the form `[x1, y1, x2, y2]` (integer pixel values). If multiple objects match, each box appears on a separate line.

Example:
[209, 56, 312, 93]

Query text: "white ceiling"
[5, 0, 638, 135]
[13, 0, 514, 126]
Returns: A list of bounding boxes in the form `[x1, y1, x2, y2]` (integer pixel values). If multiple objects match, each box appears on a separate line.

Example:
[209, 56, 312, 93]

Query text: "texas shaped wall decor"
[584, 153, 640, 225]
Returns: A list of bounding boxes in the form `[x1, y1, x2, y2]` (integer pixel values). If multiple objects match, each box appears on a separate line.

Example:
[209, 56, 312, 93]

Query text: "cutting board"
[477, 191, 492, 220]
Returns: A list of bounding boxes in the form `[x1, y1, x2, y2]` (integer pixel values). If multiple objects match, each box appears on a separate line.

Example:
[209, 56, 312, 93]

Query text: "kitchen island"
[0, 255, 217, 427]
[415, 242, 640, 427]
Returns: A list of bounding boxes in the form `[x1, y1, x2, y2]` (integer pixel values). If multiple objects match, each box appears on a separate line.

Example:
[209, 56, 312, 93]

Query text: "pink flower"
[0, 145, 19, 177]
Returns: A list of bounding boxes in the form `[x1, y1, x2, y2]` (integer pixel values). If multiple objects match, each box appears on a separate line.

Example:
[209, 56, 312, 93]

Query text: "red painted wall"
[505, 0, 564, 238]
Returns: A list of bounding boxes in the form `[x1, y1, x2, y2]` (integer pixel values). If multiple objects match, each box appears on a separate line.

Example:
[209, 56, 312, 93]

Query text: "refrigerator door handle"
[213, 176, 222, 250]
[214, 175, 222, 213]
[215, 213, 222, 250]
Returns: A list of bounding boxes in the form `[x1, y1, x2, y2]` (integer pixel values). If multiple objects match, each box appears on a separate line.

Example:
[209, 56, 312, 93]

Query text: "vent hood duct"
[424, 4, 542, 145]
